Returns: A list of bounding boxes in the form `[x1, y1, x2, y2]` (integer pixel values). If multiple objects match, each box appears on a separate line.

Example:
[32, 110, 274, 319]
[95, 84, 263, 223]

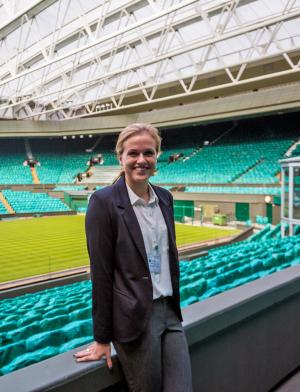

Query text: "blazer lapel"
[114, 176, 148, 266]
[151, 183, 177, 251]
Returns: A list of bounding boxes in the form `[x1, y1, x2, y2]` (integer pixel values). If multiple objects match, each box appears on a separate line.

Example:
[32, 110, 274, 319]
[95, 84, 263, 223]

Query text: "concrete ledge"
[183, 262, 300, 345]
[0, 211, 76, 219]
[0, 272, 90, 300]
[0, 345, 125, 392]
[1, 265, 300, 391]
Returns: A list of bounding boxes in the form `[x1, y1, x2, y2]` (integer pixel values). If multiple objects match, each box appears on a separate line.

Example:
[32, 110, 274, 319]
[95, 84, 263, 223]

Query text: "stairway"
[81, 165, 121, 184]
[0, 192, 14, 213]
[31, 167, 40, 184]
[285, 137, 300, 157]
[233, 158, 264, 182]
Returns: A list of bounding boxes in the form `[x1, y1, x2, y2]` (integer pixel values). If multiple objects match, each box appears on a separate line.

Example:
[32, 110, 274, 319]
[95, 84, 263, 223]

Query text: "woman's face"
[119, 132, 157, 187]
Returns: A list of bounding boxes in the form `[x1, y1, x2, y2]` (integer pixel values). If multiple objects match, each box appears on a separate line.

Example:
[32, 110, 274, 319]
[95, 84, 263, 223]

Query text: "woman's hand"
[74, 341, 113, 369]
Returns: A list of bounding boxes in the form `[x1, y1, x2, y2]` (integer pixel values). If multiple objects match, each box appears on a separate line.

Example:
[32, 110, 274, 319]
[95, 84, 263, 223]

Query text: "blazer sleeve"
[85, 192, 114, 344]
[168, 191, 177, 240]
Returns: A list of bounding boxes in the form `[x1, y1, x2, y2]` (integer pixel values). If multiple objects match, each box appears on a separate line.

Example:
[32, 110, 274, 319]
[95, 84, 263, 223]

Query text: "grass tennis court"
[0, 216, 240, 283]
[175, 223, 240, 247]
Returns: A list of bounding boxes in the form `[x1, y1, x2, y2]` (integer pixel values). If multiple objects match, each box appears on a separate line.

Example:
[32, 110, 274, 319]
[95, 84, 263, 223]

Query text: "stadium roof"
[0, 0, 300, 121]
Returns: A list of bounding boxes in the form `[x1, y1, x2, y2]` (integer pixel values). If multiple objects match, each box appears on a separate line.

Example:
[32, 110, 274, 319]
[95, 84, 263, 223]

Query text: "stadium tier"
[0, 140, 32, 185]
[157, 147, 196, 169]
[234, 139, 292, 184]
[179, 231, 300, 307]
[1, 231, 300, 375]
[1, 191, 71, 213]
[153, 138, 295, 184]
[0, 137, 119, 185]
[100, 152, 119, 165]
[0, 117, 298, 187]
[0, 281, 93, 375]
[36, 153, 89, 184]
[30, 138, 93, 184]
[184, 186, 281, 195]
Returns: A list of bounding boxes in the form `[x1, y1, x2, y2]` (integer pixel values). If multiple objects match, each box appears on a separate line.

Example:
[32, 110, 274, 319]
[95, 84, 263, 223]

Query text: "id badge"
[148, 253, 161, 274]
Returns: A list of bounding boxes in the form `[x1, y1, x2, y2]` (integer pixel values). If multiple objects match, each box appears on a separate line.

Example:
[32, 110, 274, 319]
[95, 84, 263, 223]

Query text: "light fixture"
[264, 195, 271, 203]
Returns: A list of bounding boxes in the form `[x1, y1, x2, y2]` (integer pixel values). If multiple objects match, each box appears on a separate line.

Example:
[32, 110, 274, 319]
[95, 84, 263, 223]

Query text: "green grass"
[0, 216, 240, 283]
[175, 223, 240, 247]
[0, 216, 88, 283]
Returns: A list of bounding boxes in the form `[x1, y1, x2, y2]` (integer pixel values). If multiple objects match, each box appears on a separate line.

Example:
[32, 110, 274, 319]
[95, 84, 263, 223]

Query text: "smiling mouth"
[134, 167, 149, 171]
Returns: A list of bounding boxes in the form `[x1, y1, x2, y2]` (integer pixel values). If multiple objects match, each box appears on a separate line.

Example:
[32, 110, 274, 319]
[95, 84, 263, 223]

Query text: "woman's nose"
[136, 152, 147, 162]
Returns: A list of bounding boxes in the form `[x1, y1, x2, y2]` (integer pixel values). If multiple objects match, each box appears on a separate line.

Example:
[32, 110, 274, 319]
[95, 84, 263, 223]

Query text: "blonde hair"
[113, 123, 161, 183]
[115, 123, 161, 158]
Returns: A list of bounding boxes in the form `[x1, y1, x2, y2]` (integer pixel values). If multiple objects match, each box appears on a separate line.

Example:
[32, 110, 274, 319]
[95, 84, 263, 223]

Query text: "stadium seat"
[1, 231, 300, 375]
[1, 190, 71, 213]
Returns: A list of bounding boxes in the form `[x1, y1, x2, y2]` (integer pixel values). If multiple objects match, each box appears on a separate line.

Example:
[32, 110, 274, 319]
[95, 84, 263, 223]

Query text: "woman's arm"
[86, 192, 115, 343]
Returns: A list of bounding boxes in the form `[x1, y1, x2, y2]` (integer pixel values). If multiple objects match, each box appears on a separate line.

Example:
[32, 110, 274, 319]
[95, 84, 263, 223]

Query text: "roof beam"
[0, 0, 58, 40]
[0, 0, 251, 88]
[4, 4, 300, 114]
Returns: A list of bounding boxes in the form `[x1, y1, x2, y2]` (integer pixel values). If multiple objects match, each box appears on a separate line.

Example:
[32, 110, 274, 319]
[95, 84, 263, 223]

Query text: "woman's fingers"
[74, 342, 113, 369]
[105, 349, 113, 370]
[74, 348, 92, 358]
[76, 352, 99, 362]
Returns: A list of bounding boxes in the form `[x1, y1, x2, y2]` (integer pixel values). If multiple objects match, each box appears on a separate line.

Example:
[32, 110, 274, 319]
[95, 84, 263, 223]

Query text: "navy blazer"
[85, 175, 182, 344]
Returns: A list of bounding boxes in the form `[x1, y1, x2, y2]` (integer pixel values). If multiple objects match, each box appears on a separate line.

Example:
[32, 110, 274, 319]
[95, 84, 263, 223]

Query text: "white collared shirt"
[126, 183, 173, 299]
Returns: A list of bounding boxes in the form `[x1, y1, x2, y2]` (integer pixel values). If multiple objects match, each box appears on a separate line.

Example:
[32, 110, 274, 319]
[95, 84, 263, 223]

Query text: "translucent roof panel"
[0, 0, 299, 120]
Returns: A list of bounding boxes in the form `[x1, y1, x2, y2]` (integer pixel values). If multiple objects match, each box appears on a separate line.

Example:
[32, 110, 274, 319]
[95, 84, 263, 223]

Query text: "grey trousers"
[113, 297, 193, 392]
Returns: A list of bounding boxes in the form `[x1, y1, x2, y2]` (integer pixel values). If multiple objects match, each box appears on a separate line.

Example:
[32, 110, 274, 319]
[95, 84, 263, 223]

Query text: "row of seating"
[0, 281, 93, 375]
[0, 156, 32, 185]
[179, 233, 300, 307]
[53, 185, 87, 191]
[0, 202, 8, 214]
[248, 224, 281, 242]
[184, 186, 280, 195]
[153, 139, 294, 184]
[1, 228, 300, 374]
[2, 190, 71, 213]
[0, 128, 297, 185]
[235, 140, 292, 183]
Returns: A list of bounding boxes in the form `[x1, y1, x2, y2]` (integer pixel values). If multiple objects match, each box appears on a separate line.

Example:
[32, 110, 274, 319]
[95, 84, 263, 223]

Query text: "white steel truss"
[0, 0, 299, 120]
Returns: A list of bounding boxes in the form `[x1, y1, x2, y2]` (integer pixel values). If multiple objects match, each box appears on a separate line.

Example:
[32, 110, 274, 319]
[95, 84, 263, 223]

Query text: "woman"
[75, 123, 193, 392]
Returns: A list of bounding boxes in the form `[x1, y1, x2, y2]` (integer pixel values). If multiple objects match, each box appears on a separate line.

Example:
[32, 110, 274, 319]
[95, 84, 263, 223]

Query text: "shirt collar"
[126, 182, 158, 206]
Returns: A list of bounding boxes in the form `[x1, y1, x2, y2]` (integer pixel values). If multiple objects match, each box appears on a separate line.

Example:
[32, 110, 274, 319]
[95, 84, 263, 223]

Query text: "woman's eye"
[128, 151, 138, 157]
[127, 150, 154, 157]
[144, 151, 155, 157]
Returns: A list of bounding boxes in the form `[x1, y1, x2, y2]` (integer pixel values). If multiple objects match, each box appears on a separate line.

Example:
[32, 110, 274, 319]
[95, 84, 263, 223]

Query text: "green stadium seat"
[2, 190, 71, 213]
[1, 228, 300, 375]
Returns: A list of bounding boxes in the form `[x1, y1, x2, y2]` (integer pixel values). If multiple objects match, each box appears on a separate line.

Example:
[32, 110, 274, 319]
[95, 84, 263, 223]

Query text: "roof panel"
[0, 0, 300, 119]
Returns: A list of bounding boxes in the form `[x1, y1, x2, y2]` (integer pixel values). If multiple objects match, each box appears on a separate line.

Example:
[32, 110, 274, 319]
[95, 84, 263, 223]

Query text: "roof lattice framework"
[0, 0, 299, 121]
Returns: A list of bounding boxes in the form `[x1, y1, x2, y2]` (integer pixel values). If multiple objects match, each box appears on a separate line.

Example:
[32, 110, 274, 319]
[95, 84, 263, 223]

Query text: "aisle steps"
[30, 167, 40, 184]
[0, 192, 14, 213]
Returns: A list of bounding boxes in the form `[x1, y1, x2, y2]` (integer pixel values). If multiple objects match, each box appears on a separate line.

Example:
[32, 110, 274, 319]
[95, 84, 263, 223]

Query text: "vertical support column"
[289, 165, 294, 236]
[281, 167, 285, 237]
